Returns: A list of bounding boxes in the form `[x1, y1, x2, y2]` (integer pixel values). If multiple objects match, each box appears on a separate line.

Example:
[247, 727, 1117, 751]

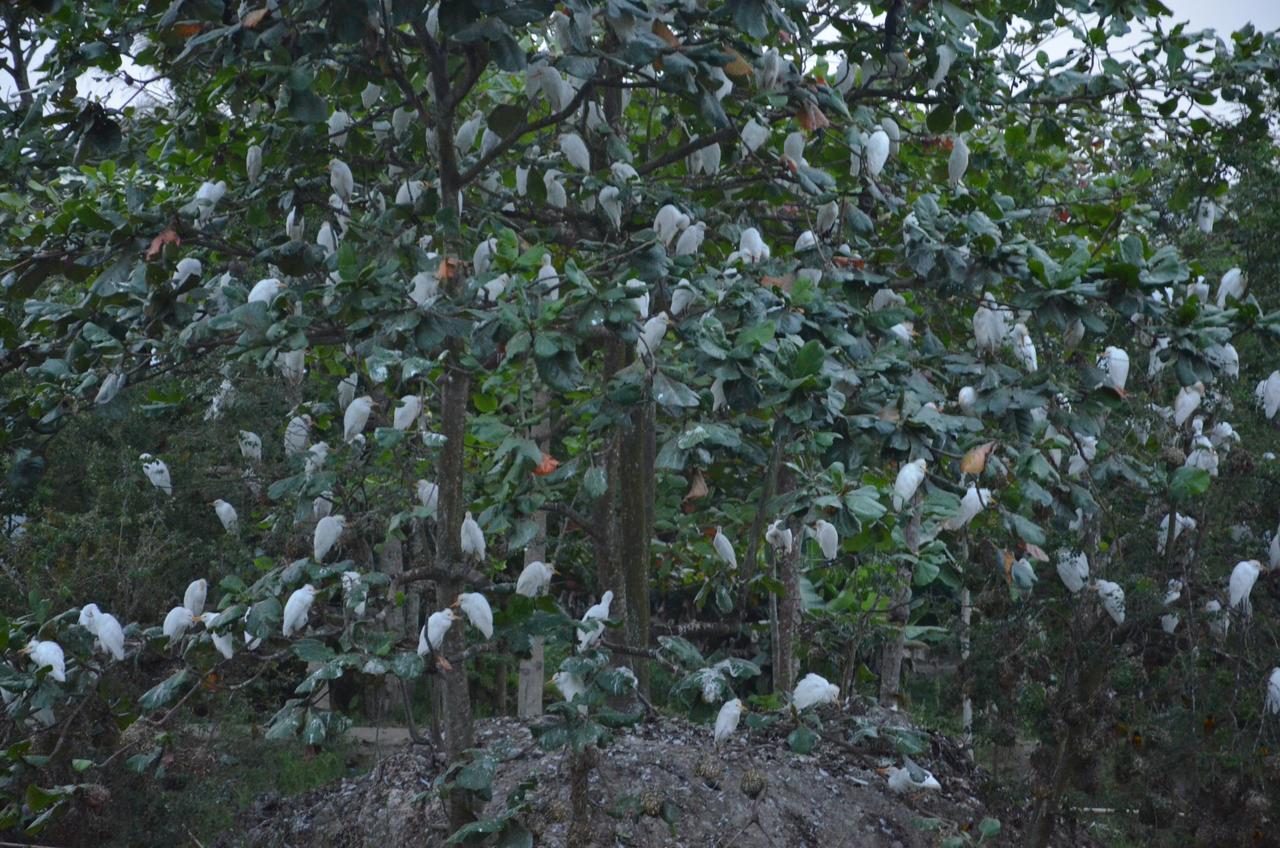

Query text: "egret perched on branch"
[343, 395, 375, 443]
[812, 519, 839, 560]
[172, 257, 202, 287]
[342, 571, 366, 617]
[578, 591, 614, 652]
[765, 520, 793, 554]
[893, 459, 927, 510]
[956, 386, 977, 416]
[1215, 267, 1245, 307]
[79, 603, 101, 632]
[599, 185, 622, 230]
[304, 442, 329, 479]
[419, 608, 458, 655]
[736, 227, 771, 263]
[183, 579, 207, 616]
[314, 515, 345, 561]
[536, 254, 561, 298]
[455, 112, 483, 152]
[95, 370, 126, 405]
[460, 512, 486, 560]
[417, 480, 439, 517]
[793, 673, 839, 711]
[472, 237, 498, 275]
[552, 670, 588, 712]
[1256, 371, 1280, 420]
[246, 143, 263, 183]
[1228, 559, 1262, 615]
[95, 612, 125, 661]
[284, 414, 311, 457]
[637, 312, 671, 361]
[886, 758, 941, 794]
[1011, 323, 1037, 371]
[1098, 346, 1130, 392]
[1161, 579, 1183, 634]
[543, 169, 567, 209]
[948, 136, 969, 187]
[1093, 580, 1125, 625]
[212, 499, 238, 533]
[610, 161, 638, 183]
[1271, 524, 1280, 571]
[1157, 512, 1196, 554]
[927, 44, 958, 89]
[1266, 668, 1280, 715]
[454, 592, 494, 639]
[654, 205, 690, 247]
[516, 560, 555, 597]
[713, 527, 738, 569]
[282, 584, 317, 637]
[163, 606, 196, 642]
[338, 373, 358, 412]
[559, 132, 591, 171]
[674, 221, 706, 257]
[972, 295, 1009, 354]
[329, 158, 353, 202]
[285, 208, 304, 242]
[943, 486, 991, 531]
[140, 454, 173, 496]
[328, 110, 351, 146]
[1173, 382, 1205, 426]
[248, 277, 284, 305]
[714, 698, 744, 746]
[1055, 550, 1089, 594]
[239, 430, 262, 463]
[1010, 558, 1038, 597]
[393, 395, 422, 431]
[24, 640, 66, 683]
[865, 129, 890, 177]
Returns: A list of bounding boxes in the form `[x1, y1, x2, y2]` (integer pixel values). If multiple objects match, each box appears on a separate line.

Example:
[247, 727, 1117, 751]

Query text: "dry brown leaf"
[1002, 549, 1014, 585]
[832, 255, 865, 269]
[960, 441, 997, 475]
[760, 274, 794, 293]
[532, 454, 561, 477]
[877, 405, 901, 423]
[652, 20, 682, 48]
[684, 468, 709, 501]
[438, 256, 464, 280]
[796, 102, 830, 132]
[172, 22, 203, 38]
[145, 228, 180, 261]
[723, 49, 754, 78]
[242, 7, 270, 28]
[1023, 542, 1049, 562]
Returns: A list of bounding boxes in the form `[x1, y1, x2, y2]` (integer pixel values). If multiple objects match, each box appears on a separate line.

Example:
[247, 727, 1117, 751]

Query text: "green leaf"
[791, 340, 825, 377]
[926, 104, 955, 133]
[657, 635, 705, 668]
[979, 817, 1002, 839]
[291, 638, 335, 663]
[1170, 466, 1210, 501]
[288, 88, 328, 123]
[391, 651, 425, 680]
[139, 669, 190, 711]
[455, 753, 498, 791]
[583, 466, 607, 499]
[652, 371, 700, 408]
[787, 725, 818, 754]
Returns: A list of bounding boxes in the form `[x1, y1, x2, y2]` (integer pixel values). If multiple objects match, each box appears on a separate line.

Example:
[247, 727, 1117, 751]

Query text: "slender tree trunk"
[739, 420, 788, 611]
[773, 519, 802, 696]
[3, 11, 33, 111]
[596, 339, 626, 609]
[517, 504, 548, 717]
[878, 568, 912, 707]
[619, 403, 651, 696]
[960, 586, 973, 760]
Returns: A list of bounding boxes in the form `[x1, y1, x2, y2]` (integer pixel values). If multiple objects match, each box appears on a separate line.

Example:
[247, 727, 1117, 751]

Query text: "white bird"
[455, 112, 483, 152]
[417, 480, 439, 517]
[1010, 557, 1038, 597]
[1257, 371, 1280, 419]
[460, 512, 486, 560]
[328, 159, 354, 204]
[713, 527, 738, 569]
[343, 395, 374, 442]
[865, 130, 890, 177]
[1055, 550, 1089, 594]
[765, 520, 793, 554]
[610, 161, 638, 183]
[284, 414, 311, 457]
[314, 515, 346, 562]
[1185, 436, 1219, 477]
[516, 560, 555, 597]
[783, 131, 806, 166]
[25, 640, 66, 682]
[1266, 668, 1280, 715]
[341, 571, 366, 617]
[95, 370, 126, 405]
[1161, 579, 1183, 634]
[285, 208, 304, 242]
[420, 608, 457, 654]
[207, 623, 234, 660]
[598, 185, 622, 230]
[95, 613, 125, 661]
[282, 584, 317, 637]
[794, 230, 817, 252]
[1157, 512, 1196, 554]
[1098, 346, 1130, 392]
[172, 257, 202, 287]
[1011, 323, 1037, 371]
[140, 453, 173, 496]
[1205, 343, 1239, 379]
[674, 221, 706, 257]
[793, 672, 840, 711]
[972, 300, 1008, 354]
[1093, 580, 1125, 625]
[455, 592, 494, 639]
[536, 254, 560, 298]
[551, 669, 588, 711]
[1270, 523, 1280, 570]
[163, 605, 196, 642]
[247, 277, 284, 305]
[194, 180, 227, 220]
[393, 395, 422, 431]
[246, 143, 263, 183]
[886, 758, 942, 794]
[737, 227, 771, 263]
[1173, 382, 1204, 427]
[927, 44, 958, 89]
[183, 579, 208, 616]
[654, 205, 690, 247]
[312, 493, 334, 519]
[944, 486, 991, 531]
[1216, 267, 1245, 308]
[957, 386, 977, 416]
[813, 519, 839, 560]
[948, 136, 970, 187]
[893, 459, 927, 510]
[212, 499, 238, 533]
[578, 591, 614, 652]
[337, 373, 358, 412]
[714, 698, 744, 746]
[396, 179, 427, 207]
[1205, 599, 1230, 640]
[543, 169, 567, 209]
[472, 238, 498, 275]
[328, 110, 351, 146]
[559, 132, 591, 171]
[637, 312, 671, 361]
[1228, 559, 1262, 615]
[79, 603, 101, 633]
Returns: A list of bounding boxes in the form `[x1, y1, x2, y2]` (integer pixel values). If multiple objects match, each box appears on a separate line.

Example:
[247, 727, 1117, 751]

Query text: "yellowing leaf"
[961, 441, 997, 475]
[242, 8, 270, 28]
[723, 50, 754, 78]
[684, 468, 708, 501]
[652, 20, 682, 49]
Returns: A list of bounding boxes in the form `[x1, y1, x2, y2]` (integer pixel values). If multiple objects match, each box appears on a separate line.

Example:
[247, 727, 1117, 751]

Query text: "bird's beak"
[450, 599, 461, 609]
[875, 767, 889, 776]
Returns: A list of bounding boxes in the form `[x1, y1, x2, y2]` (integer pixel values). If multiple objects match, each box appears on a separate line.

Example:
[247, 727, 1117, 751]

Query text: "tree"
[2, 0, 1280, 844]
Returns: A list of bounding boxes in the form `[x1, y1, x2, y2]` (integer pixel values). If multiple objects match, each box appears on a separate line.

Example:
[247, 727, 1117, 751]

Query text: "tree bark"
[878, 568, 912, 707]
[772, 519, 802, 696]
[596, 339, 626, 611]
[619, 402, 652, 696]
[517, 482, 549, 717]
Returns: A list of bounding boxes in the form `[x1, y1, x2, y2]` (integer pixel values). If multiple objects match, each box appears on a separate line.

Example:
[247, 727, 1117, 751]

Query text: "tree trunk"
[878, 567, 912, 707]
[373, 536, 405, 721]
[619, 403, 651, 696]
[739, 420, 788, 612]
[960, 586, 973, 760]
[596, 339, 626, 611]
[773, 519, 802, 696]
[517, 505, 548, 718]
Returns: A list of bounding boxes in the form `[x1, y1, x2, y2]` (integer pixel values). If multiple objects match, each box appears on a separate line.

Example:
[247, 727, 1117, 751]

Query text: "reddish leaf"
[961, 441, 997, 475]
[145, 228, 180, 261]
[242, 7, 270, 28]
[532, 454, 561, 477]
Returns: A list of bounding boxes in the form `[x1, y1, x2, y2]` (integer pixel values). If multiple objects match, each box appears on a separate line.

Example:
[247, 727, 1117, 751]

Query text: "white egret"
[337, 373, 358, 412]
[1173, 382, 1204, 426]
[460, 511, 486, 560]
[247, 277, 284, 304]
[710, 376, 727, 412]
[312, 493, 334, 519]
[736, 227, 770, 263]
[1228, 559, 1262, 615]
[396, 179, 427, 207]
[741, 119, 770, 153]
[455, 112, 483, 152]
[887, 758, 941, 794]
[282, 584, 317, 637]
[79, 603, 101, 632]
[674, 221, 706, 257]
[1098, 346, 1130, 392]
[793, 672, 839, 710]
[212, 499, 238, 533]
[417, 480, 439, 517]
[328, 158, 354, 202]
[24, 640, 66, 682]
[314, 515, 345, 561]
[95, 613, 125, 661]
[714, 698, 744, 746]
[163, 605, 196, 642]
[1266, 668, 1280, 715]
[543, 169, 567, 209]
[578, 590, 614, 652]
[654, 204, 690, 247]
[943, 486, 991, 531]
[782, 131, 806, 166]
[343, 395, 374, 442]
[140, 454, 173, 496]
[393, 395, 422, 431]
[957, 386, 977, 416]
[765, 520, 793, 554]
[304, 442, 329, 479]
[1157, 512, 1196, 554]
[246, 143, 263, 183]
[420, 608, 458, 654]
[285, 208, 304, 241]
[1270, 524, 1280, 570]
[1011, 323, 1037, 371]
[341, 571, 366, 617]
[1205, 343, 1239, 379]
[455, 592, 494, 639]
[927, 44, 958, 89]
[559, 132, 591, 171]
[637, 312, 671, 361]
[536, 254, 560, 298]
[172, 257, 202, 287]
[610, 161, 639, 183]
[813, 519, 839, 560]
[551, 670, 588, 712]
[1093, 580, 1125, 625]
[893, 459, 927, 510]
[1185, 436, 1219, 477]
[972, 298, 1008, 354]
[713, 527, 738, 569]
[194, 180, 226, 221]
[1055, 550, 1089, 594]
[472, 237, 497, 275]
[183, 579, 208, 616]
[284, 414, 311, 457]
[516, 560, 555, 597]
[1205, 599, 1229, 640]
[598, 185, 623, 230]
[948, 136, 969, 187]
[794, 230, 817, 252]
[1256, 371, 1280, 419]
[95, 370, 126, 405]
[1215, 267, 1245, 308]
[328, 110, 351, 146]
[865, 129, 890, 177]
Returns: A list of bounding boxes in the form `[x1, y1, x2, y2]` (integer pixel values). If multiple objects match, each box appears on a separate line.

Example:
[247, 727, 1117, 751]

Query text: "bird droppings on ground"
[220, 713, 1087, 847]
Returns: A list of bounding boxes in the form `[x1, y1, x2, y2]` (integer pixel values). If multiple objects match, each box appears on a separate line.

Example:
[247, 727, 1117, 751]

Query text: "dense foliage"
[3, 0, 1280, 844]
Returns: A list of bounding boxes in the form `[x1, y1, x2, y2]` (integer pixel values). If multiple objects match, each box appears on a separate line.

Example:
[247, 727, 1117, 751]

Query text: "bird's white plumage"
[248, 277, 283, 305]
[865, 130, 890, 177]
[79, 603, 101, 632]
[417, 480, 439, 517]
[599, 185, 622, 229]
[456, 592, 494, 639]
[893, 459, 927, 510]
[1055, 550, 1089, 594]
[1094, 580, 1125, 625]
[948, 136, 969, 187]
[284, 414, 311, 457]
[282, 584, 316, 637]
[887, 759, 941, 794]
[654, 205, 690, 247]
[813, 519, 839, 560]
[516, 560, 555, 597]
[714, 698, 744, 746]
[1011, 323, 1037, 371]
[793, 672, 840, 711]
[460, 511, 486, 560]
[1157, 512, 1196, 554]
[239, 430, 262, 463]
[578, 591, 614, 652]
[552, 670, 587, 712]
[1228, 559, 1262, 615]
[673, 222, 706, 257]
[26, 640, 66, 682]
[342, 571, 366, 617]
[393, 395, 422, 431]
[765, 520, 793, 554]
[95, 612, 125, 661]
[559, 132, 591, 171]
[329, 158, 354, 201]
[314, 515, 345, 562]
[712, 527, 737, 569]
[246, 144, 263, 183]
[163, 605, 195, 641]
[212, 499, 238, 533]
[637, 312, 671, 360]
[944, 486, 991, 530]
[1266, 668, 1280, 715]
[1098, 346, 1130, 391]
[1216, 267, 1244, 308]
[1173, 382, 1204, 427]
[737, 227, 770, 264]
[421, 609, 457, 654]
[1257, 371, 1280, 420]
[140, 454, 173, 496]
[343, 395, 374, 443]
[183, 579, 208, 616]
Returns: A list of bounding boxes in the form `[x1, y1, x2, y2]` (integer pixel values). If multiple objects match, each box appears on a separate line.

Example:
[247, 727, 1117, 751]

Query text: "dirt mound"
[222, 711, 1044, 847]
